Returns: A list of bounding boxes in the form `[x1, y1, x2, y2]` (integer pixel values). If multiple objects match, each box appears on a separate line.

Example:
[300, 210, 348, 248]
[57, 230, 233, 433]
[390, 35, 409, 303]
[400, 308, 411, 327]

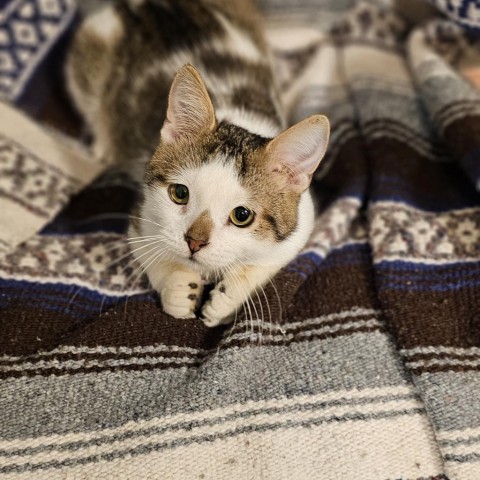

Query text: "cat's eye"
[168, 184, 189, 204]
[230, 206, 255, 227]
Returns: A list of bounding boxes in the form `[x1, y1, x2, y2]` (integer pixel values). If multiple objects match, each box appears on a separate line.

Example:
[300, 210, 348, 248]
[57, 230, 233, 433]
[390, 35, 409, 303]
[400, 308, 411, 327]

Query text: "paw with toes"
[201, 284, 237, 327]
[160, 271, 203, 319]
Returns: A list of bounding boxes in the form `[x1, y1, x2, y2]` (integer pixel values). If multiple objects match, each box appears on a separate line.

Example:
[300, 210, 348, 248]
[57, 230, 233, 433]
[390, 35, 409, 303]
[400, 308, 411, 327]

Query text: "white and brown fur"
[66, 0, 330, 327]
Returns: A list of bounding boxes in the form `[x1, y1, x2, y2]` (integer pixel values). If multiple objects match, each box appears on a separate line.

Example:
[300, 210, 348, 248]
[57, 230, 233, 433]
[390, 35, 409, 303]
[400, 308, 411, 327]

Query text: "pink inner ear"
[159, 65, 216, 144]
[161, 119, 179, 143]
[267, 115, 330, 192]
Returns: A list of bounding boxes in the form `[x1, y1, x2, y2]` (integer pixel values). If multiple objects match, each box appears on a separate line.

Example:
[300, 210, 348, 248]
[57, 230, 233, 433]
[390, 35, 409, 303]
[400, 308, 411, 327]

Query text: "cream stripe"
[0, 416, 445, 480]
[0, 356, 198, 373]
[406, 358, 480, 369]
[0, 397, 423, 467]
[223, 319, 382, 345]
[444, 463, 480, 480]
[226, 308, 380, 336]
[372, 200, 480, 216]
[438, 426, 480, 443]
[0, 200, 44, 248]
[443, 443, 480, 456]
[401, 346, 480, 358]
[344, 45, 412, 87]
[0, 385, 415, 450]
[0, 344, 203, 362]
[375, 255, 480, 266]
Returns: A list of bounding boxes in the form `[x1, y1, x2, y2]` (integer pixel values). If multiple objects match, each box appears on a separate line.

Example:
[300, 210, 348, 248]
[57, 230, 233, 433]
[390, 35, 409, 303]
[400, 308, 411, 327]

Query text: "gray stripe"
[0, 333, 411, 439]
[351, 87, 431, 140]
[415, 69, 480, 124]
[0, 392, 417, 458]
[0, 408, 425, 474]
[440, 434, 480, 448]
[414, 371, 480, 432]
[445, 452, 480, 464]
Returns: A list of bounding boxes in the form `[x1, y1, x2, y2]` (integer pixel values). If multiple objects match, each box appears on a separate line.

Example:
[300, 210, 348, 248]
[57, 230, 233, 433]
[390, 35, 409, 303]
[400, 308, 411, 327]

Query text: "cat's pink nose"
[185, 235, 209, 255]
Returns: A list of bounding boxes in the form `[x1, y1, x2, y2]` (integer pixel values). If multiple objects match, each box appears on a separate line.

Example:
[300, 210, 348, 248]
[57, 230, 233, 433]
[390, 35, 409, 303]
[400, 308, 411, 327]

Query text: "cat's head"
[137, 65, 329, 276]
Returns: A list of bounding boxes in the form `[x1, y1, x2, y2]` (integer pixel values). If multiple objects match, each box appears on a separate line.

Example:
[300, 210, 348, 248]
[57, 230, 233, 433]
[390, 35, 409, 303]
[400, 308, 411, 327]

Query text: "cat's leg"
[147, 263, 204, 319]
[201, 265, 278, 327]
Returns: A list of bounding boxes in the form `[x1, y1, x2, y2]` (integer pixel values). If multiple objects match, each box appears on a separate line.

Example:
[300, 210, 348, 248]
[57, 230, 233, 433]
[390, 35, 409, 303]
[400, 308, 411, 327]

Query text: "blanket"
[1, 0, 480, 478]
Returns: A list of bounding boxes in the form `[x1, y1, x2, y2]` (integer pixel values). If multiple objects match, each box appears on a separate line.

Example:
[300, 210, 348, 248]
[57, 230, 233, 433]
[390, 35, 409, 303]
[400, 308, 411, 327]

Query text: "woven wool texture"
[1, 1, 480, 479]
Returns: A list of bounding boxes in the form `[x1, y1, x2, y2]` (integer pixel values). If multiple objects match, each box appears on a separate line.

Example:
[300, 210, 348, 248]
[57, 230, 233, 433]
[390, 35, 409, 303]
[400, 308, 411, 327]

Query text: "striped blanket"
[1, 1, 480, 478]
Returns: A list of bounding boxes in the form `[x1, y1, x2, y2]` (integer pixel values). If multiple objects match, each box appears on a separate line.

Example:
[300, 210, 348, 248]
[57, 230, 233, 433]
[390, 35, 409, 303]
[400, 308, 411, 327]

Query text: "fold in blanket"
[1, 1, 480, 479]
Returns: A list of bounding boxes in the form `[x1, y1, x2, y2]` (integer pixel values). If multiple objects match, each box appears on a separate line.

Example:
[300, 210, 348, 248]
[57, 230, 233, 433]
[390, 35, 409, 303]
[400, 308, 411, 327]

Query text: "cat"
[66, 0, 330, 327]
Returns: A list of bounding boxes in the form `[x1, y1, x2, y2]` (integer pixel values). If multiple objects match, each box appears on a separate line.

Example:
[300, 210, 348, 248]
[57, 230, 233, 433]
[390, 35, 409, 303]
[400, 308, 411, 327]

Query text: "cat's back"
[67, 0, 282, 166]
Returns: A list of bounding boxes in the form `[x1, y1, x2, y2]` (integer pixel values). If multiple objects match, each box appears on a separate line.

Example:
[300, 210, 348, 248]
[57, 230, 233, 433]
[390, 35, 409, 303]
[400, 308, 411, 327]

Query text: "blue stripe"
[371, 193, 480, 211]
[0, 299, 95, 319]
[378, 269, 480, 282]
[375, 260, 480, 290]
[375, 260, 480, 271]
[378, 279, 480, 292]
[0, 296, 155, 319]
[41, 221, 129, 236]
[0, 290, 154, 312]
[0, 278, 152, 299]
[286, 244, 371, 278]
[0, 279, 155, 316]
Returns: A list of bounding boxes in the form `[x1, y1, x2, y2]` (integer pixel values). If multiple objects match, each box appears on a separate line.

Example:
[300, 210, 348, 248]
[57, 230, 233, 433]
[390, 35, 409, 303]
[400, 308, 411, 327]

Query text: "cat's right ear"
[160, 64, 216, 143]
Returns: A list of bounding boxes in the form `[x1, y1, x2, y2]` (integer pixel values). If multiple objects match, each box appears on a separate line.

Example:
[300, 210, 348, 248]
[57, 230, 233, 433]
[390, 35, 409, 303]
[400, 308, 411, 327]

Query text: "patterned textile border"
[429, 0, 480, 31]
[0, 0, 77, 102]
[0, 102, 109, 257]
[3, 0, 480, 478]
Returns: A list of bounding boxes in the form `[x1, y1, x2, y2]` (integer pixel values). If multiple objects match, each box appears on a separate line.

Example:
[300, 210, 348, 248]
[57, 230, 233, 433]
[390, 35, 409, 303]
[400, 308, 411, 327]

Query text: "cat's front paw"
[201, 284, 237, 327]
[160, 270, 203, 319]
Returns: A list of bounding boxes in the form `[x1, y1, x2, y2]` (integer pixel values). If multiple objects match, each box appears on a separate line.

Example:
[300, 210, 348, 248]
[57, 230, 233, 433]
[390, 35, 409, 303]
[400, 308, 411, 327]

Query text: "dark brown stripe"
[0, 312, 380, 367]
[435, 100, 480, 124]
[367, 137, 480, 209]
[0, 325, 383, 379]
[0, 250, 373, 357]
[410, 363, 480, 375]
[378, 287, 480, 350]
[363, 118, 446, 156]
[404, 351, 480, 363]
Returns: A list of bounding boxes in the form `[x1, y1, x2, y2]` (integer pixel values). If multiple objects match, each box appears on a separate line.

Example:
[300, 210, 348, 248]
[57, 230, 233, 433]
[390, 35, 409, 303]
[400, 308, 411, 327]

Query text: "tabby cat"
[66, 0, 330, 327]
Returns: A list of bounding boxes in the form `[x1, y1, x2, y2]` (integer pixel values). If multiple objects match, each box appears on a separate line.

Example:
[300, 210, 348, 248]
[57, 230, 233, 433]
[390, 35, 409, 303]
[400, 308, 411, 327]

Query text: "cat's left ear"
[265, 115, 330, 193]
[160, 64, 216, 144]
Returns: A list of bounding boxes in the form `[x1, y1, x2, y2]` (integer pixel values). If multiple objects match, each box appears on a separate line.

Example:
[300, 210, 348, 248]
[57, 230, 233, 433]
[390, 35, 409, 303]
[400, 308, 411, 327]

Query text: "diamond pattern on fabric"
[0, 0, 76, 102]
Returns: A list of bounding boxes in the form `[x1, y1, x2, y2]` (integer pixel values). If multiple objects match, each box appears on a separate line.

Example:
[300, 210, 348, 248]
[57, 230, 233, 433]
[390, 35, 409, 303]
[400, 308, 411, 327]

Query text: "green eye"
[168, 184, 189, 204]
[230, 206, 255, 227]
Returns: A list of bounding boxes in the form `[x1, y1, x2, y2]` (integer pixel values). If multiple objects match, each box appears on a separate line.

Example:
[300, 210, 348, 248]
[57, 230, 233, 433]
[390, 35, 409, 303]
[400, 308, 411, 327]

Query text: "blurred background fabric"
[429, 0, 480, 32]
[1, 1, 480, 479]
[0, 0, 77, 111]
